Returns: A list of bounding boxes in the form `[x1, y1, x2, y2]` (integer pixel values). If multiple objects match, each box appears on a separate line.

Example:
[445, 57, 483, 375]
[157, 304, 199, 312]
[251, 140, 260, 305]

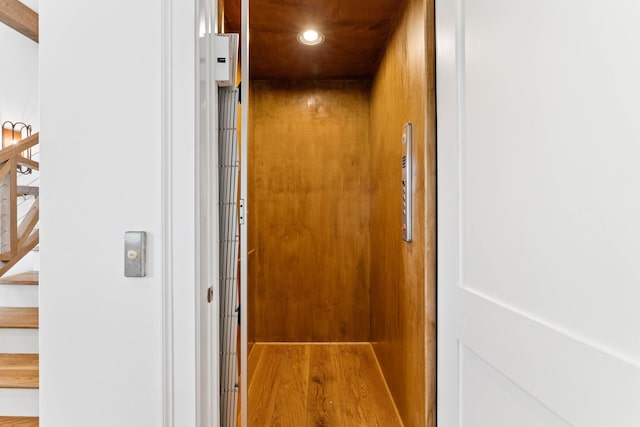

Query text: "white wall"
[39, 0, 198, 425]
[0, 1, 38, 131]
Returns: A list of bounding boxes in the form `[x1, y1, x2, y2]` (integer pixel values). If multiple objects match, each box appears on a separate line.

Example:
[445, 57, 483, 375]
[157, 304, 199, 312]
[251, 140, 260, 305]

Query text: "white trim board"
[239, 0, 249, 425]
[161, 0, 199, 425]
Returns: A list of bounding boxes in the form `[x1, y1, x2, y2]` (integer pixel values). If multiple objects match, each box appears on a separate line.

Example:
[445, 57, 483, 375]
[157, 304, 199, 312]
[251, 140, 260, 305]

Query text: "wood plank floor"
[249, 343, 403, 427]
[0, 416, 39, 426]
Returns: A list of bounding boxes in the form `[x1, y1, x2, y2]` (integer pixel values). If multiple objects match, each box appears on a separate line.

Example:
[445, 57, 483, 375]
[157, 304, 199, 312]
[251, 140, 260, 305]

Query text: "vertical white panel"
[436, 0, 463, 422]
[165, 0, 199, 424]
[197, 1, 220, 425]
[41, 0, 200, 425]
[240, 0, 249, 425]
[438, 0, 640, 425]
[461, 0, 640, 361]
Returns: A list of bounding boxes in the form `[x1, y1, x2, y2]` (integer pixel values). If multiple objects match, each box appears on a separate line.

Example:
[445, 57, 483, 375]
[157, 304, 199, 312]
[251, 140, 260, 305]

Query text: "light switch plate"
[124, 231, 146, 277]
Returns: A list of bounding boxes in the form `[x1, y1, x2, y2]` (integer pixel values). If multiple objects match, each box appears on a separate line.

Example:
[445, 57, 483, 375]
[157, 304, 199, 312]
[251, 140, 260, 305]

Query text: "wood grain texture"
[17, 197, 38, 249]
[218, 0, 225, 32]
[423, 2, 437, 426]
[368, 0, 435, 426]
[0, 271, 38, 285]
[15, 158, 38, 172]
[248, 80, 371, 342]
[0, 0, 38, 43]
[0, 353, 38, 388]
[226, 0, 402, 79]
[271, 345, 310, 426]
[357, 345, 407, 426]
[334, 345, 377, 426]
[0, 417, 38, 427]
[0, 229, 39, 277]
[306, 345, 341, 426]
[0, 307, 37, 328]
[248, 343, 265, 389]
[249, 343, 402, 427]
[0, 134, 39, 165]
[248, 345, 286, 426]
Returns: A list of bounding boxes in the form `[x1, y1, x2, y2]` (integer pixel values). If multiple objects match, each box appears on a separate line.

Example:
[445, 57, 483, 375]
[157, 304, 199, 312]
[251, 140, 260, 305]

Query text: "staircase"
[0, 134, 40, 426]
[0, 273, 38, 426]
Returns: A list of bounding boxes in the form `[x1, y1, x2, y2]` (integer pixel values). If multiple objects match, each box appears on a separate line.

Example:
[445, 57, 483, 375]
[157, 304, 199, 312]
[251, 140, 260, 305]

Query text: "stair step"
[0, 354, 38, 389]
[0, 308, 38, 329]
[0, 416, 38, 426]
[0, 273, 38, 286]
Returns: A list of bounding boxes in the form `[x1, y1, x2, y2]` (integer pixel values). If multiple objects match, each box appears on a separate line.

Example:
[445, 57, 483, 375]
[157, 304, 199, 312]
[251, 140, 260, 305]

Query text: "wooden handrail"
[0, 0, 38, 43]
[0, 133, 39, 276]
[0, 133, 39, 164]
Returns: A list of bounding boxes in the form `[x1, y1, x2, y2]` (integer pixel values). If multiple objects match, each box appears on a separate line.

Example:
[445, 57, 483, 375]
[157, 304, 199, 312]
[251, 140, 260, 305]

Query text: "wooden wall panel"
[368, 0, 436, 426]
[225, 0, 402, 79]
[248, 80, 371, 342]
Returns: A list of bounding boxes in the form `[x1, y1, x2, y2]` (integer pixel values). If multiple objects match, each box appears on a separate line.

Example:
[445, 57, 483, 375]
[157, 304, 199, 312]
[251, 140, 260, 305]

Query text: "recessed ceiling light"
[298, 29, 324, 46]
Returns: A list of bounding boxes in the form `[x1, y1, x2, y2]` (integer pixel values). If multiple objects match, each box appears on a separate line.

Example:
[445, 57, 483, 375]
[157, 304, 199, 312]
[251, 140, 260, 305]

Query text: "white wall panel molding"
[457, 286, 640, 426]
[161, 0, 199, 425]
[161, 0, 175, 424]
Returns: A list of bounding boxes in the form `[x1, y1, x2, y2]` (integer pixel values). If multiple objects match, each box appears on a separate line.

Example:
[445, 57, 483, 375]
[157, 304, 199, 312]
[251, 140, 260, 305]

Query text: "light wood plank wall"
[369, 0, 436, 426]
[248, 80, 371, 342]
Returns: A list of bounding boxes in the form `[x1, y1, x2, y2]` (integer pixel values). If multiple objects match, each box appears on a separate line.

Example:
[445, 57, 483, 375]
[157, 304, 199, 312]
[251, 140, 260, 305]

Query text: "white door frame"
[239, 0, 250, 425]
[162, 0, 228, 425]
[161, 0, 216, 425]
[196, 0, 220, 425]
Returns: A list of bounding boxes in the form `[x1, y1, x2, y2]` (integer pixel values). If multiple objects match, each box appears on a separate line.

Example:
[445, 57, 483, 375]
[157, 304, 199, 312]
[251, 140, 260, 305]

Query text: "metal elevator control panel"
[402, 123, 413, 242]
[124, 231, 147, 277]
